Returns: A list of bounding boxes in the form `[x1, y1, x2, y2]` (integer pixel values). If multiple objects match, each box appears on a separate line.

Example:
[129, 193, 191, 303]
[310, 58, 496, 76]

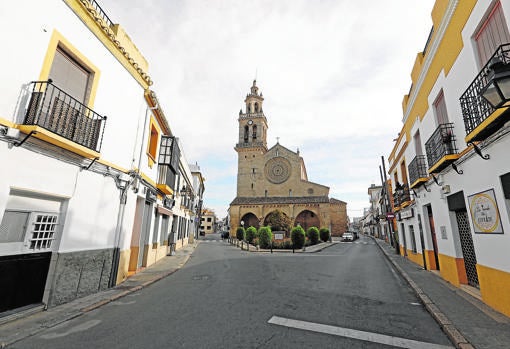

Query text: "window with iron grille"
[475, 1, 510, 66]
[27, 213, 58, 250]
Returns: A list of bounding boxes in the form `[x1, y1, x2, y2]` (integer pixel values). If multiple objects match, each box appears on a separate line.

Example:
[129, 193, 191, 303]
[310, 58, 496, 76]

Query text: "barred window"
[28, 213, 58, 250]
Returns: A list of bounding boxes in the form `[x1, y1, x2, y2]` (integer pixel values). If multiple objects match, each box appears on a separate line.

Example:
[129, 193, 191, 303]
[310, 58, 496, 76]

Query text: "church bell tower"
[235, 80, 269, 197]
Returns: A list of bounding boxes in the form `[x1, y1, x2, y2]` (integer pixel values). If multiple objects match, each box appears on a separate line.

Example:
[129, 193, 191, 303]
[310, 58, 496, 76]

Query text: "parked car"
[341, 232, 354, 242]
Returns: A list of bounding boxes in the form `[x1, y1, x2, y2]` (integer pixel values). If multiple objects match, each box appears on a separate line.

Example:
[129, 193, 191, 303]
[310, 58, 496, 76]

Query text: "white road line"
[268, 316, 453, 349]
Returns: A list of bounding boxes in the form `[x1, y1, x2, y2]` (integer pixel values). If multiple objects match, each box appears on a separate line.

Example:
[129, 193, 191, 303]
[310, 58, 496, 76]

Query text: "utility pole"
[381, 156, 399, 255]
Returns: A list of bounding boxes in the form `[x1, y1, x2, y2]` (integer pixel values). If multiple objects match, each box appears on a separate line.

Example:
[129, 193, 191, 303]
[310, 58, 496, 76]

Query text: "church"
[229, 81, 348, 237]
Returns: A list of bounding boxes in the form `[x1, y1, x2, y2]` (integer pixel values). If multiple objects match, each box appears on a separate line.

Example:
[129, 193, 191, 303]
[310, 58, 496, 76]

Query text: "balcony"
[425, 123, 459, 174]
[460, 43, 510, 143]
[21, 80, 106, 156]
[408, 155, 428, 189]
[157, 165, 176, 195]
[393, 183, 411, 210]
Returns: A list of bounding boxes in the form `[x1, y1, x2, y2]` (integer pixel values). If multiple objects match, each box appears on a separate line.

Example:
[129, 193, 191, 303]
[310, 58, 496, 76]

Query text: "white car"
[342, 232, 354, 242]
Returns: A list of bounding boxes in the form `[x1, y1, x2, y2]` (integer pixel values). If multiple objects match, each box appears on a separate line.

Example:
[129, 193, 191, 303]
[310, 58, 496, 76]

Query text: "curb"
[0, 254, 193, 348]
[372, 238, 473, 349]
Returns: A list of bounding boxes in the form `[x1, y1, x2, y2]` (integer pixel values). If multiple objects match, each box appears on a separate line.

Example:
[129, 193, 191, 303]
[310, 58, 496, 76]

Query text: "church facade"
[229, 81, 348, 236]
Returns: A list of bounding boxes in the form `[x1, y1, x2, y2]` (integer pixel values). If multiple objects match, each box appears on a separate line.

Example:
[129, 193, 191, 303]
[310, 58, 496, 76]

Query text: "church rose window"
[265, 157, 291, 184]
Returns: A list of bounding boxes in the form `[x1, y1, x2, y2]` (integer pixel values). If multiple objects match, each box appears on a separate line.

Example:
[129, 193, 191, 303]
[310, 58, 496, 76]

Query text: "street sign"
[386, 212, 395, 219]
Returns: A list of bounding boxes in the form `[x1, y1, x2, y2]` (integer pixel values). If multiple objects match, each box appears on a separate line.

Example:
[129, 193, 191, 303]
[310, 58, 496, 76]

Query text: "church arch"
[240, 212, 259, 229]
[294, 209, 320, 232]
[252, 125, 257, 140]
[254, 102, 259, 112]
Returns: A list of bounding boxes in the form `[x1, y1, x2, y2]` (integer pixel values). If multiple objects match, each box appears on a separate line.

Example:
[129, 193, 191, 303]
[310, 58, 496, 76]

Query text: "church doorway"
[240, 212, 259, 229]
[295, 210, 320, 232]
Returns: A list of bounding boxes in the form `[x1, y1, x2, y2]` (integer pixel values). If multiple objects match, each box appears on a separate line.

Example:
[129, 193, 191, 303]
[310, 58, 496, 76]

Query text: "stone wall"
[47, 248, 113, 307]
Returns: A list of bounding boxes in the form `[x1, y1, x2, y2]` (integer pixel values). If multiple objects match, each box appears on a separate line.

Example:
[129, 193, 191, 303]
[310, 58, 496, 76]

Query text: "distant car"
[342, 232, 354, 242]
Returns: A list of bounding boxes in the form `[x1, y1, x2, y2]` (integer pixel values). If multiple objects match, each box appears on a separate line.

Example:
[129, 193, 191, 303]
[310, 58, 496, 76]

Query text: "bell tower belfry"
[235, 80, 269, 197]
[235, 80, 268, 151]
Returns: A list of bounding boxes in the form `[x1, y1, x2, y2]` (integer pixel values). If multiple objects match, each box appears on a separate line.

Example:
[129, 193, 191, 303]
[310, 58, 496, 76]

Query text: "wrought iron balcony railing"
[157, 165, 177, 194]
[460, 43, 510, 141]
[408, 155, 428, 188]
[393, 183, 411, 209]
[425, 123, 458, 173]
[88, 0, 115, 29]
[24, 80, 107, 152]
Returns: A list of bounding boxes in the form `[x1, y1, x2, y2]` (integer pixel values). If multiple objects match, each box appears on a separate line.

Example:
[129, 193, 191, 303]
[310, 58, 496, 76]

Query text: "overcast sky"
[102, 0, 434, 219]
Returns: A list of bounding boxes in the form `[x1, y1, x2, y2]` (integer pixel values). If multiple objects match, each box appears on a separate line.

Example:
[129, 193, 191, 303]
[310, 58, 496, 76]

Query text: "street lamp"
[480, 57, 510, 108]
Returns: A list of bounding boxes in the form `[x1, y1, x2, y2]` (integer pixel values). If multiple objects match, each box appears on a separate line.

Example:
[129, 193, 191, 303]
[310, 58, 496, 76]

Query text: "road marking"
[40, 320, 102, 339]
[268, 316, 453, 349]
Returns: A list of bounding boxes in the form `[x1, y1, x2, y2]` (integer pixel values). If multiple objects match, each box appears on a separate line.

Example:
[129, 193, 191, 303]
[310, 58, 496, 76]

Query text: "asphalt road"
[9, 234, 453, 348]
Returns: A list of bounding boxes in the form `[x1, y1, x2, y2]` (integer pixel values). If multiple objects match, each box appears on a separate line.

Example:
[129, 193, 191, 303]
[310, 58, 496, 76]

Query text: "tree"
[236, 227, 245, 241]
[245, 226, 258, 244]
[307, 227, 320, 245]
[264, 210, 292, 234]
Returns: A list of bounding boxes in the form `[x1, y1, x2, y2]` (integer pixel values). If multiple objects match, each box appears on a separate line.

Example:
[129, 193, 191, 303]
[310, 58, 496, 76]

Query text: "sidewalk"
[0, 241, 198, 348]
[372, 236, 510, 349]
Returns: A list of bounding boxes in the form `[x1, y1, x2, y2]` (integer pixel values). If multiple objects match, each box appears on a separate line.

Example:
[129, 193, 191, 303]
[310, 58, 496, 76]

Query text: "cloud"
[101, 0, 434, 218]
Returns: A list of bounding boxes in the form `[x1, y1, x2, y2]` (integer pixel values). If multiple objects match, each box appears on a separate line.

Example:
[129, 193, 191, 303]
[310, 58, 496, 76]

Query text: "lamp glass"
[481, 81, 502, 108]
[497, 76, 510, 100]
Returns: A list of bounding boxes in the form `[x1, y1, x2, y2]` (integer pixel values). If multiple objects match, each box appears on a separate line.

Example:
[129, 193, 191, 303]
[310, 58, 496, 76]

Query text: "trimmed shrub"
[319, 227, 330, 242]
[245, 226, 258, 244]
[307, 227, 320, 245]
[258, 226, 273, 248]
[291, 226, 306, 249]
[236, 227, 245, 241]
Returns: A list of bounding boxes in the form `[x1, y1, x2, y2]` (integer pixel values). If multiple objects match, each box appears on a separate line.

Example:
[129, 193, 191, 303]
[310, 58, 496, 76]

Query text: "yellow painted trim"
[464, 107, 508, 143]
[410, 177, 428, 189]
[406, 249, 425, 267]
[63, 0, 152, 89]
[156, 184, 174, 196]
[96, 159, 129, 174]
[424, 249, 439, 270]
[395, 1, 477, 163]
[477, 264, 510, 317]
[17, 125, 100, 159]
[39, 30, 101, 109]
[0, 117, 16, 128]
[438, 253, 467, 287]
[427, 154, 460, 174]
[140, 171, 157, 188]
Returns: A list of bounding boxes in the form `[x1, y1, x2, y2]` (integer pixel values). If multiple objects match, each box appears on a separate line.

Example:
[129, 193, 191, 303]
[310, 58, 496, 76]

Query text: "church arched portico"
[294, 209, 321, 232]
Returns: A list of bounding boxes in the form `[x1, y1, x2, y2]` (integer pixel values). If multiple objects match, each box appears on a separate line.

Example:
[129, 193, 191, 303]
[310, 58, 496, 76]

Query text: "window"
[252, 125, 257, 140]
[49, 47, 91, 104]
[414, 130, 423, 156]
[244, 126, 249, 142]
[400, 161, 408, 185]
[0, 211, 60, 251]
[433, 90, 449, 126]
[0, 211, 29, 243]
[27, 213, 58, 250]
[475, 1, 510, 66]
[207, 217, 212, 222]
[147, 121, 159, 166]
[409, 225, 417, 253]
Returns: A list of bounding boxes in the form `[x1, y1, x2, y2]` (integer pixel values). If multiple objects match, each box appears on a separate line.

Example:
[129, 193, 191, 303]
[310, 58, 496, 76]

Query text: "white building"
[388, 0, 510, 317]
[0, 0, 204, 314]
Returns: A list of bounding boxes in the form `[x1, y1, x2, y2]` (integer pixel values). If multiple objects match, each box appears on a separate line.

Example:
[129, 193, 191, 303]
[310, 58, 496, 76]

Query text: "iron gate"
[455, 210, 479, 288]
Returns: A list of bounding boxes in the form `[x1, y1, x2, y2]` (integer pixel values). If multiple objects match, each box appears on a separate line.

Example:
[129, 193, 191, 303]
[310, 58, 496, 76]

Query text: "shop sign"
[399, 208, 414, 220]
[468, 188, 504, 234]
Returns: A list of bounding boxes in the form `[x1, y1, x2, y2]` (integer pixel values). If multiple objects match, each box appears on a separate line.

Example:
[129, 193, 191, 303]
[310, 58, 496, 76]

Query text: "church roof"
[231, 196, 331, 205]
[330, 198, 347, 205]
